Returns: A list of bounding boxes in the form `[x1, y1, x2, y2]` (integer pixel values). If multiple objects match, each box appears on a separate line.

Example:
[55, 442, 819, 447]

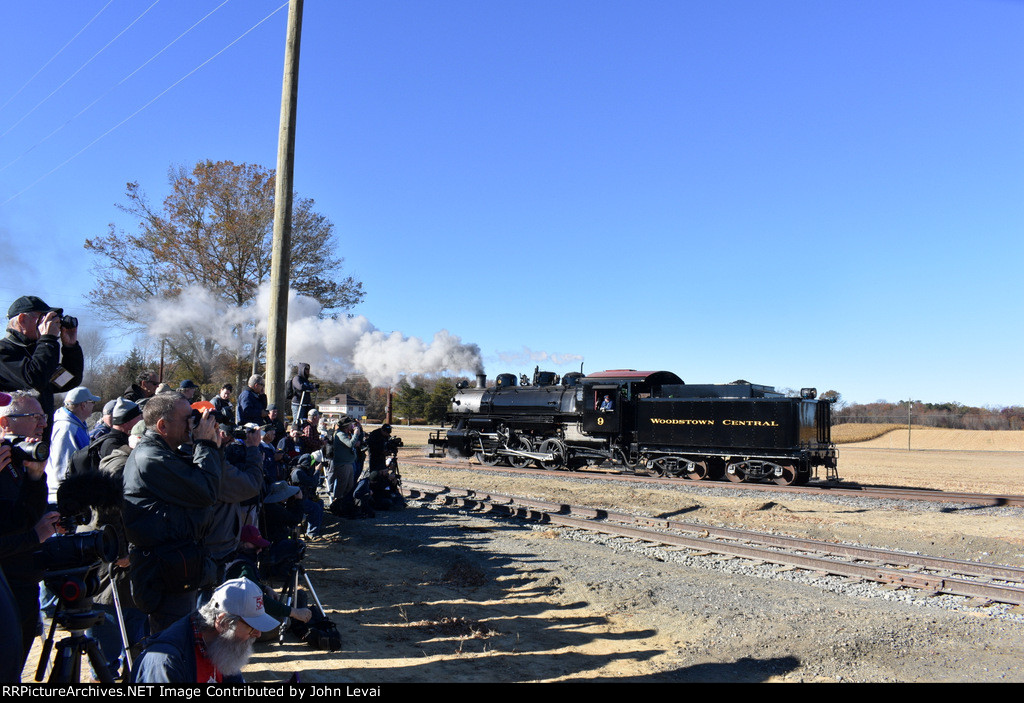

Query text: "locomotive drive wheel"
[773, 464, 798, 486]
[506, 437, 533, 468]
[537, 439, 567, 471]
[475, 451, 504, 467]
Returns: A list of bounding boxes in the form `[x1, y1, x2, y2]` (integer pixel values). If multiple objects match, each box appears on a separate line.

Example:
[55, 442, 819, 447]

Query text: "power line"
[0, 0, 116, 115]
[0, 0, 234, 175]
[0, 0, 162, 141]
[1, 1, 290, 208]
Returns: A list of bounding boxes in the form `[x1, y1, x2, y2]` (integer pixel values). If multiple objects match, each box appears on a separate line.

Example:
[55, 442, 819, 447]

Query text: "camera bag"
[290, 605, 341, 652]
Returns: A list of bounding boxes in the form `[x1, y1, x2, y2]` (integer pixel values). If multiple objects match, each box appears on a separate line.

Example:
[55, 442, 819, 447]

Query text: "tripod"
[275, 558, 327, 644]
[35, 599, 116, 683]
[293, 389, 316, 422]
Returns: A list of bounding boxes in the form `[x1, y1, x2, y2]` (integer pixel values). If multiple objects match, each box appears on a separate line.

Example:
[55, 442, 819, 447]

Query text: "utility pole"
[266, 0, 304, 412]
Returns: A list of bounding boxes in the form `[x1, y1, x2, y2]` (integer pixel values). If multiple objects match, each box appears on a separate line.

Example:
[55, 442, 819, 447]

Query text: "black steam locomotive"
[428, 367, 838, 485]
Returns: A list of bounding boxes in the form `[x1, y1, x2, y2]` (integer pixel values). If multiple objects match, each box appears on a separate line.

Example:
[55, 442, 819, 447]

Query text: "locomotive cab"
[581, 382, 623, 434]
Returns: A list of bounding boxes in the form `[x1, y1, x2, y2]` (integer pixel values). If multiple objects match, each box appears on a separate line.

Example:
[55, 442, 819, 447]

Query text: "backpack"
[68, 434, 106, 476]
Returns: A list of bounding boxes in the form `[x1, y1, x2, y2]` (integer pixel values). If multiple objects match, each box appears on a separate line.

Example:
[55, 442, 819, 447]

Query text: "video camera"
[384, 436, 404, 455]
[41, 472, 123, 589]
[1, 435, 48, 463]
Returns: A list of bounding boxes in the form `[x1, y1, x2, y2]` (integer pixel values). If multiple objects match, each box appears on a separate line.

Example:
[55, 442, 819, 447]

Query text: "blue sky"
[0, 0, 1021, 407]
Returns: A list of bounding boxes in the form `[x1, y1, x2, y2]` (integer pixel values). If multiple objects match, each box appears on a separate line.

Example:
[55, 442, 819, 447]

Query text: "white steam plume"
[142, 284, 484, 387]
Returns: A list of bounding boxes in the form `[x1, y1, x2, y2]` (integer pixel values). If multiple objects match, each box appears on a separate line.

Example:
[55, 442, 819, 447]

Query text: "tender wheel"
[537, 439, 567, 471]
[726, 462, 746, 483]
[773, 464, 798, 486]
[506, 436, 533, 468]
[684, 461, 709, 481]
[649, 458, 668, 478]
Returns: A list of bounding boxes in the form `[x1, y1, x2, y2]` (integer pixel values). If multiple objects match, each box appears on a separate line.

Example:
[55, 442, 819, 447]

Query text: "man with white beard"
[131, 577, 278, 683]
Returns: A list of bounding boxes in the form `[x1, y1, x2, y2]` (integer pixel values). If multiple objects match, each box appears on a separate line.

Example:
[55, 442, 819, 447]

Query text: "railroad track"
[400, 479, 1024, 606]
[403, 452, 1024, 507]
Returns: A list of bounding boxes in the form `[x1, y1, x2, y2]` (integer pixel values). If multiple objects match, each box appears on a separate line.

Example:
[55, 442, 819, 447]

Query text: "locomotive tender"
[428, 367, 838, 485]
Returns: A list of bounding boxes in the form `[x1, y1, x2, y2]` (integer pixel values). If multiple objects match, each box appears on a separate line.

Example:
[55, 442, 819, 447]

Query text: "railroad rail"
[403, 452, 1024, 508]
[401, 479, 1024, 606]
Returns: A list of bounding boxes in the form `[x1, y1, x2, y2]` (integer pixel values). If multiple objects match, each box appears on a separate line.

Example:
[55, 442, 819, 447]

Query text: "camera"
[50, 308, 78, 330]
[36, 524, 118, 574]
[260, 536, 307, 581]
[232, 422, 261, 441]
[385, 436, 404, 454]
[1, 436, 49, 462]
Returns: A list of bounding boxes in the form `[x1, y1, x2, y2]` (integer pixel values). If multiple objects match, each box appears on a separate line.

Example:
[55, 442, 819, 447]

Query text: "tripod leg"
[277, 567, 298, 645]
[300, 568, 327, 613]
[110, 577, 133, 676]
[85, 638, 116, 683]
[48, 639, 77, 684]
[34, 607, 60, 681]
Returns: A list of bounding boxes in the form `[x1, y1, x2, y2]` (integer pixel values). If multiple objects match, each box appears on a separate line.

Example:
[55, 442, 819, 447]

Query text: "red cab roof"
[585, 370, 684, 384]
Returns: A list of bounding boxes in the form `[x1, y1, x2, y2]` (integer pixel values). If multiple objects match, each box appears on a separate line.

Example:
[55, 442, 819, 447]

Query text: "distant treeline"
[835, 401, 1024, 431]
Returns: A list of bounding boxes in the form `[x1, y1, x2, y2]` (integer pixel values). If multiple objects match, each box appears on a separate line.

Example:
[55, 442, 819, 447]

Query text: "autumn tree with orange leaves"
[85, 160, 364, 387]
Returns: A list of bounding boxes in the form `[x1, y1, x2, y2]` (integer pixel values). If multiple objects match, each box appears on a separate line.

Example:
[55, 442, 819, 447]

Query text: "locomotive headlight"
[800, 387, 817, 399]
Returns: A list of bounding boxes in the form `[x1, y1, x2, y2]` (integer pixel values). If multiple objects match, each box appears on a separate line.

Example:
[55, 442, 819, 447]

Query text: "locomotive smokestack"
[476, 373, 486, 388]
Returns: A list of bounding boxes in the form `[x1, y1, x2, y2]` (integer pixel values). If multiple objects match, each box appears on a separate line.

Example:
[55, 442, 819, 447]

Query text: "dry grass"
[832, 423, 906, 443]
[846, 427, 1024, 452]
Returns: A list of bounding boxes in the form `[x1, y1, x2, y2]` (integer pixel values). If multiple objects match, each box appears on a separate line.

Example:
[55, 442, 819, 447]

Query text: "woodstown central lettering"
[649, 418, 780, 427]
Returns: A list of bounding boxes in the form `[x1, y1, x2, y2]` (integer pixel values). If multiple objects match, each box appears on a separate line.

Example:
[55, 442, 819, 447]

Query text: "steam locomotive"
[427, 367, 838, 485]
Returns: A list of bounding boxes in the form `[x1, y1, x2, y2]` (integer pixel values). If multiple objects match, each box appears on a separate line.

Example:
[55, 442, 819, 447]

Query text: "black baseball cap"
[8, 295, 55, 318]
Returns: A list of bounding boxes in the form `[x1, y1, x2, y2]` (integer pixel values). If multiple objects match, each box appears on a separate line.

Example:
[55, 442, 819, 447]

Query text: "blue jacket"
[45, 405, 89, 501]
[235, 387, 266, 426]
[132, 614, 205, 683]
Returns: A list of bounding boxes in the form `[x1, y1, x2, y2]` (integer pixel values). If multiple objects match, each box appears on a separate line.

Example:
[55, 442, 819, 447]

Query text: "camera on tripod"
[37, 488, 119, 607]
[1, 435, 49, 463]
[260, 535, 307, 581]
[385, 436, 404, 455]
[257, 534, 340, 652]
[35, 523, 118, 601]
[34, 474, 128, 683]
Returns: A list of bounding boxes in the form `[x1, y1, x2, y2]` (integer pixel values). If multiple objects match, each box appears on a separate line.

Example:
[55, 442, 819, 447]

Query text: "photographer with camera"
[328, 417, 361, 515]
[206, 422, 264, 568]
[358, 425, 405, 511]
[289, 363, 316, 422]
[0, 296, 83, 437]
[0, 391, 62, 667]
[122, 393, 223, 635]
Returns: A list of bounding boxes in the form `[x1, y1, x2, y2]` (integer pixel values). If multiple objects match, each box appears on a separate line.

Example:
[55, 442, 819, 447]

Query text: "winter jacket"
[0, 329, 83, 420]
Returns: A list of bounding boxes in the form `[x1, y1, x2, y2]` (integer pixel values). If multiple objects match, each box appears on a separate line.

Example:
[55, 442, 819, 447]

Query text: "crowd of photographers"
[0, 295, 404, 683]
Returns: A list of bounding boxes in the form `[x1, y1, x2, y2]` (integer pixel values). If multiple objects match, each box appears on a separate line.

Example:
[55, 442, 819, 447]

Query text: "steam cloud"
[142, 284, 484, 387]
[497, 346, 585, 368]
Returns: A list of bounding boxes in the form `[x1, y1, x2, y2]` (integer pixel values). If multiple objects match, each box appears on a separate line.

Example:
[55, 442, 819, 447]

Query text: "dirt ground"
[23, 428, 1024, 683]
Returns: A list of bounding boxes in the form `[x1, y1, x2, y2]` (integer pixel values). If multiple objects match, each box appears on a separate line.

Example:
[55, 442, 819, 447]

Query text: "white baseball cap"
[210, 577, 280, 632]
